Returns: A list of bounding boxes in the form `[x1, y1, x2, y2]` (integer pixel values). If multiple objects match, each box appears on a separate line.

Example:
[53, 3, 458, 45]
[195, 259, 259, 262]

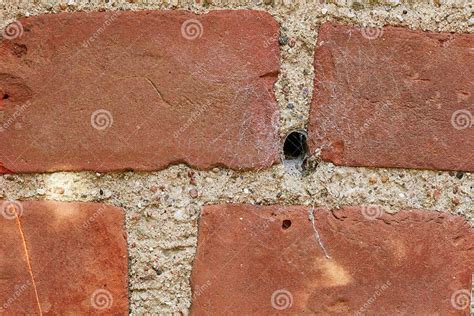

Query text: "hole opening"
[283, 131, 308, 160]
[282, 219, 292, 230]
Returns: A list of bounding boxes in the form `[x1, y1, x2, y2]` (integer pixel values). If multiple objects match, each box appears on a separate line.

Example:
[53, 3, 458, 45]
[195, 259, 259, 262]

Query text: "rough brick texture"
[308, 23, 474, 172]
[0, 10, 279, 173]
[191, 204, 473, 314]
[0, 201, 128, 314]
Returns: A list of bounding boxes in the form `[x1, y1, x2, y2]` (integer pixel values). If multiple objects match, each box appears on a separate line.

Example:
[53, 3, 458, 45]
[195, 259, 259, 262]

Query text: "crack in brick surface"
[12, 207, 43, 315]
[308, 206, 331, 259]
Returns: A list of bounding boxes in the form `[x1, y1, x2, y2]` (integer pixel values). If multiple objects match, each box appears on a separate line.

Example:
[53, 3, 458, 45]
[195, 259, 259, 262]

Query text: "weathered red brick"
[0, 201, 128, 314]
[191, 204, 473, 314]
[0, 10, 279, 173]
[309, 23, 474, 172]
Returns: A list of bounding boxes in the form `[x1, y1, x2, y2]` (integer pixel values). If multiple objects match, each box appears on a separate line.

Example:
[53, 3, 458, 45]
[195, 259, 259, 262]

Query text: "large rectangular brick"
[0, 200, 128, 314]
[191, 204, 473, 314]
[0, 10, 279, 173]
[309, 23, 474, 172]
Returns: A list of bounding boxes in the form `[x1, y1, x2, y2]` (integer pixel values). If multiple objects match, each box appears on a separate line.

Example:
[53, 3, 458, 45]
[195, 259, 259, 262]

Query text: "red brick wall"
[0, 9, 472, 315]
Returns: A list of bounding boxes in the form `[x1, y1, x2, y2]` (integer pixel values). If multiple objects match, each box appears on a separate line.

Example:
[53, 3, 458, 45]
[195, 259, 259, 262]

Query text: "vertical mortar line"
[12, 207, 43, 315]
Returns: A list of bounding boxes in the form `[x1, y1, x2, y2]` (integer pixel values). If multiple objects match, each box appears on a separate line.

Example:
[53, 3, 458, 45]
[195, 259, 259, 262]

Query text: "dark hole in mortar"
[283, 131, 308, 160]
[282, 219, 292, 230]
[2, 94, 9, 100]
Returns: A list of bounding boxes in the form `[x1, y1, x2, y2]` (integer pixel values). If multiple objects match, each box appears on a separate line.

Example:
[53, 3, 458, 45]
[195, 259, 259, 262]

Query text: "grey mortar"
[0, 0, 473, 314]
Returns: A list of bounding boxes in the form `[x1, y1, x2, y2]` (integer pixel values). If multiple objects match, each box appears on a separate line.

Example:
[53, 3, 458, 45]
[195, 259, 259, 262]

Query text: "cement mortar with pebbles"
[1, 0, 473, 314]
